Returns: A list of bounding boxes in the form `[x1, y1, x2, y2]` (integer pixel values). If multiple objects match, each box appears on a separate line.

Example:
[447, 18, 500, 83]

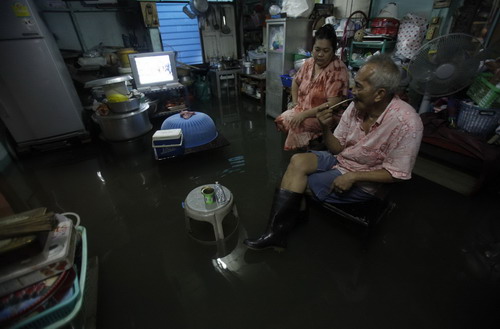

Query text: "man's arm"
[316, 100, 345, 154]
[332, 169, 397, 194]
[290, 95, 343, 129]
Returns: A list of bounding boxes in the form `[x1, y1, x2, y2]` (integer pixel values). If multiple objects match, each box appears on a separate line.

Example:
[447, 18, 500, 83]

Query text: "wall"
[363, 0, 467, 37]
[35, 0, 237, 61]
[201, 4, 238, 60]
[370, 0, 435, 20]
[34, 0, 149, 52]
[324, 0, 371, 18]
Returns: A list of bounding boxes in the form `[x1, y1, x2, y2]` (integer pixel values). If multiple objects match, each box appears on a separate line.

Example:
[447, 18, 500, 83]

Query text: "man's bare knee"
[287, 153, 317, 175]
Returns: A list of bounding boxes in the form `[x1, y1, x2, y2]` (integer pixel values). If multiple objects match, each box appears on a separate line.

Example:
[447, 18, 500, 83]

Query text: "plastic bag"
[282, 0, 314, 18]
[394, 13, 427, 60]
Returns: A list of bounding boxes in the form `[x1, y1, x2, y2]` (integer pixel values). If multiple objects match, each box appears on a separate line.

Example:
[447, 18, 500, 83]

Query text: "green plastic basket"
[466, 73, 500, 109]
[11, 226, 88, 329]
[293, 53, 310, 61]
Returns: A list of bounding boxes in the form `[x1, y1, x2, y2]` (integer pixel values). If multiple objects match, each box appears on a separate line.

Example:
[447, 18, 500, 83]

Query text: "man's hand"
[331, 172, 356, 194]
[317, 104, 334, 128]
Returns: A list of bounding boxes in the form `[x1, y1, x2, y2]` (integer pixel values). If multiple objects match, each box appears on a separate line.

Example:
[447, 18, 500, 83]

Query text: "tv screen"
[128, 51, 179, 90]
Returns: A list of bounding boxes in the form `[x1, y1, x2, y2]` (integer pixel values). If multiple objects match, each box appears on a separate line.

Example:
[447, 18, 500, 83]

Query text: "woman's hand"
[289, 112, 307, 129]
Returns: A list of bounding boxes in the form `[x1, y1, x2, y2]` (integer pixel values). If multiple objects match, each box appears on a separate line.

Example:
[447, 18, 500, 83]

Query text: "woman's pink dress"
[275, 57, 349, 150]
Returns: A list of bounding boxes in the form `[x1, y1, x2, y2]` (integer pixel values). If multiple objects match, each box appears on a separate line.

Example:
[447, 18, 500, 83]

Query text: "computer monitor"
[128, 51, 179, 91]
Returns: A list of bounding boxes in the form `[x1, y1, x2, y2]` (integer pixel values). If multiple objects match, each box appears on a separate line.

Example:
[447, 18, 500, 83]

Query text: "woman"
[275, 24, 349, 151]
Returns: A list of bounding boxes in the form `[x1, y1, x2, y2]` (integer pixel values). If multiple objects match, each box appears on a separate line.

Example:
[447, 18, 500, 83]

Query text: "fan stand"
[419, 93, 432, 114]
[418, 63, 456, 114]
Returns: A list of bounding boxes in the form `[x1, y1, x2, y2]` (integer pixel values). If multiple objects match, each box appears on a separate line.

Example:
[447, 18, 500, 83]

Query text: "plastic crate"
[12, 226, 88, 329]
[280, 75, 293, 88]
[457, 100, 500, 136]
[466, 73, 500, 108]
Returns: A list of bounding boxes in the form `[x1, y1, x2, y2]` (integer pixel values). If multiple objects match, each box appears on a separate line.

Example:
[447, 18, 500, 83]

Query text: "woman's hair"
[364, 54, 401, 95]
[313, 24, 337, 51]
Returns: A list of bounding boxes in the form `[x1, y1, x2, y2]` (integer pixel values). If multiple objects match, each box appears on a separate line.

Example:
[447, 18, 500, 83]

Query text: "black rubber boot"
[297, 196, 309, 224]
[244, 189, 303, 252]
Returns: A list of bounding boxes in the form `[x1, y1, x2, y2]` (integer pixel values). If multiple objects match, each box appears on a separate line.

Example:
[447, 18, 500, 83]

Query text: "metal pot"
[183, 0, 208, 18]
[189, 0, 208, 15]
[93, 104, 152, 141]
[242, 61, 253, 74]
[107, 97, 141, 113]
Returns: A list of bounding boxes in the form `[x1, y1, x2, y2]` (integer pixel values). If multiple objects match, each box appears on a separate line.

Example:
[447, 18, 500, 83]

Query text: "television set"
[128, 51, 182, 92]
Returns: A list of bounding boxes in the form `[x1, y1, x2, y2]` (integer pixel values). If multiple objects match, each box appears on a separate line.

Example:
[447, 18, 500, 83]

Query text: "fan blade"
[408, 33, 483, 97]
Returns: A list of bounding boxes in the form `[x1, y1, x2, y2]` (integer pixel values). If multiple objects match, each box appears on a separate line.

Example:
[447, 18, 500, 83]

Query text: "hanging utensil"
[220, 6, 231, 34]
[212, 5, 219, 30]
[199, 15, 205, 30]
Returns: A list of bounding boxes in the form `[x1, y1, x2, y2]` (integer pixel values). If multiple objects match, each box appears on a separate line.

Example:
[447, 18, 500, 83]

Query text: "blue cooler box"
[152, 129, 184, 159]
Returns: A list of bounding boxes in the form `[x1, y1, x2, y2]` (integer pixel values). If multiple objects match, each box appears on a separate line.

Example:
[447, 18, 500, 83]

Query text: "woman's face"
[312, 38, 334, 68]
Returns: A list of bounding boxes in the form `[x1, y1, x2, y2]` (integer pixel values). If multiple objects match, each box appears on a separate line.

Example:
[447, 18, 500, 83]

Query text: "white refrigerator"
[0, 0, 86, 150]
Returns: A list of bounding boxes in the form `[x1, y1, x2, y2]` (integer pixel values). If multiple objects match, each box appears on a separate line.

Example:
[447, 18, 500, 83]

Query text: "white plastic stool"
[184, 184, 239, 242]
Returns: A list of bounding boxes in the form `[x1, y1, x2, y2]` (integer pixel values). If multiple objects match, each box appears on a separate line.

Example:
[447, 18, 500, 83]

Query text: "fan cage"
[408, 33, 483, 97]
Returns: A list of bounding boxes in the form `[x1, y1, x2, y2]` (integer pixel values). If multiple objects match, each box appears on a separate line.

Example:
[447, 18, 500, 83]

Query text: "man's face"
[352, 64, 379, 113]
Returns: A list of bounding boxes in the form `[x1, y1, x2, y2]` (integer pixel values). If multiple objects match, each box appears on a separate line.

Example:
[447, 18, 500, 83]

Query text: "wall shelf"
[348, 40, 396, 68]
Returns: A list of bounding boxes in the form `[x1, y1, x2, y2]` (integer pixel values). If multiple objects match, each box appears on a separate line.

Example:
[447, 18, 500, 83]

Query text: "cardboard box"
[152, 129, 184, 160]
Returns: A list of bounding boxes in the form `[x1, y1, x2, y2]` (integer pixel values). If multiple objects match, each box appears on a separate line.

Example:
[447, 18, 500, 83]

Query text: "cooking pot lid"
[94, 102, 149, 119]
[85, 75, 133, 88]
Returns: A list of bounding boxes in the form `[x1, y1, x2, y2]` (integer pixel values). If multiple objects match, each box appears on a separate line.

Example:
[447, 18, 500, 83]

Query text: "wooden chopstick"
[327, 98, 353, 110]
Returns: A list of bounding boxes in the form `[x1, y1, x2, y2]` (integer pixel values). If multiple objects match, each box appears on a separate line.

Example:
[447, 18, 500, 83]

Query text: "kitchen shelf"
[239, 72, 266, 105]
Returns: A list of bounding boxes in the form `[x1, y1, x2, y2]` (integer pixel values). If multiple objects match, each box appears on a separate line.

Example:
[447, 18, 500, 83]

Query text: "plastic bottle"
[214, 181, 227, 204]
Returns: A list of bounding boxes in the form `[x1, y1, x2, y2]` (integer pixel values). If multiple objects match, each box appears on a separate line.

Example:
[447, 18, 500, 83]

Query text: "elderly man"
[244, 54, 423, 251]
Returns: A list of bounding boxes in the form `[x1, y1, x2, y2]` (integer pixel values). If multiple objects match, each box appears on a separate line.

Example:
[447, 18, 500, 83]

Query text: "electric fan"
[408, 33, 483, 113]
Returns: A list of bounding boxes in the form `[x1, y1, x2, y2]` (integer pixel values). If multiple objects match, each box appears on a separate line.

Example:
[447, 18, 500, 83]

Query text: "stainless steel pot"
[107, 97, 141, 113]
[190, 0, 208, 15]
[183, 0, 208, 18]
[93, 104, 152, 141]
